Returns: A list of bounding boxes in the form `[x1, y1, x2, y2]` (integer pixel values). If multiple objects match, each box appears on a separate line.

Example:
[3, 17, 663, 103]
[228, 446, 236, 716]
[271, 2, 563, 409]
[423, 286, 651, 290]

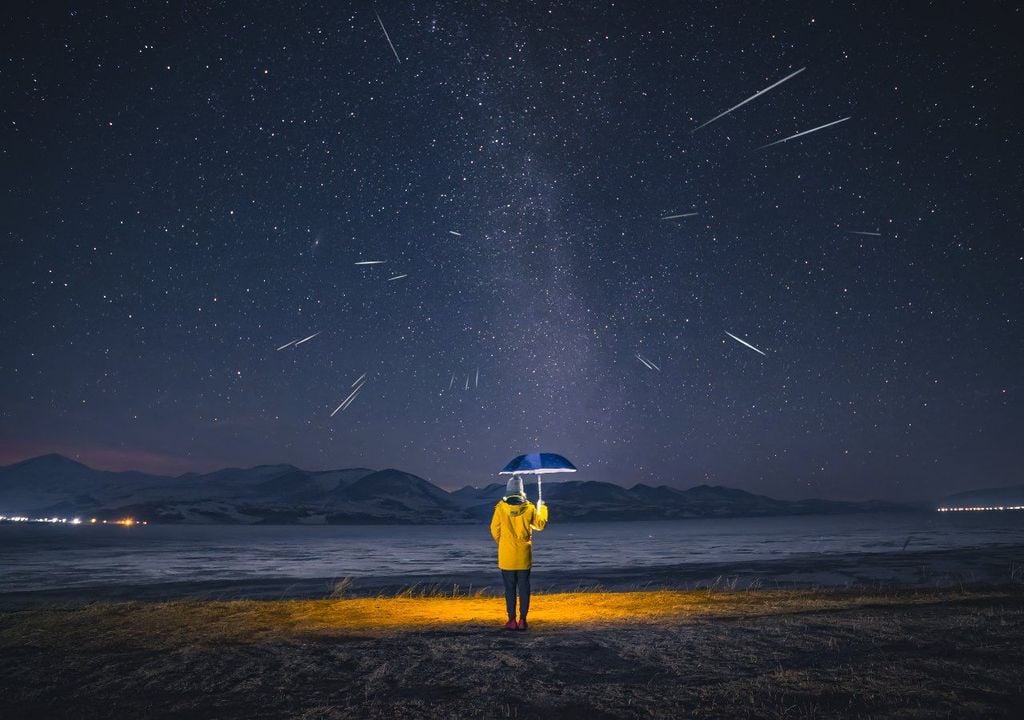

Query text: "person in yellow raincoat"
[490, 475, 548, 631]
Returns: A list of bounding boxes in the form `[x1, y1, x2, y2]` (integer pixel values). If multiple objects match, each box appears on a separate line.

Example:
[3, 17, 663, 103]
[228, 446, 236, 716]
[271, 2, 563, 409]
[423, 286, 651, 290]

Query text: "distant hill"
[938, 484, 1024, 508]
[0, 454, 907, 524]
[454, 480, 903, 522]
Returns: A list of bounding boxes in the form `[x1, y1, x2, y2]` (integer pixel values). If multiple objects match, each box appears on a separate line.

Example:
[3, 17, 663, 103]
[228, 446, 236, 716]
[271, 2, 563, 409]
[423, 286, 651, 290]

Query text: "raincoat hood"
[504, 475, 525, 499]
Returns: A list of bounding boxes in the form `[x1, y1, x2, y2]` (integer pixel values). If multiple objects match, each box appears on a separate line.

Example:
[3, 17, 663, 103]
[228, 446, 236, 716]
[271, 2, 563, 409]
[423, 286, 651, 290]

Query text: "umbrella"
[499, 452, 576, 506]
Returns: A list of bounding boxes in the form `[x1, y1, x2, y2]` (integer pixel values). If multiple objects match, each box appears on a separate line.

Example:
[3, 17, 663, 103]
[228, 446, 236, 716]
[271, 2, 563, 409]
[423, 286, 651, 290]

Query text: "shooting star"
[448, 374, 455, 390]
[293, 331, 321, 347]
[693, 67, 806, 132]
[276, 338, 299, 351]
[475, 367, 479, 388]
[661, 212, 699, 220]
[847, 230, 881, 237]
[331, 379, 367, 416]
[375, 10, 401, 64]
[354, 260, 386, 265]
[331, 387, 361, 416]
[339, 386, 364, 412]
[757, 116, 850, 150]
[464, 375, 470, 390]
[635, 353, 661, 371]
[386, 274, 408, 281]
[724, 331, 767, 356]
[351, 372, 366, 388]
[448, 230, 462, 237]
[336, 389, 362, 414]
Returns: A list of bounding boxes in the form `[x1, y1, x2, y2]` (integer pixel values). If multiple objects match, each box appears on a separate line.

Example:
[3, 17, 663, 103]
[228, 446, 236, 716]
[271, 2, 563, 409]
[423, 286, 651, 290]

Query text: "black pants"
[501, 569, 531, 620]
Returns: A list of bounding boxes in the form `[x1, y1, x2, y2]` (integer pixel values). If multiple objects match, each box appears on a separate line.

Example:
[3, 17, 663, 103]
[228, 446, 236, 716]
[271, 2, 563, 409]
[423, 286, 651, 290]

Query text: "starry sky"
[1, 2, 1021, 501]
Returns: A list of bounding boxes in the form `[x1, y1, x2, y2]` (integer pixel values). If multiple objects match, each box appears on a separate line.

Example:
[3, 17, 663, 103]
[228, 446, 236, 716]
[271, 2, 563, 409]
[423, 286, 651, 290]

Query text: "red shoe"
[503, 619, 518, 630]
[517, 619, 528, 631]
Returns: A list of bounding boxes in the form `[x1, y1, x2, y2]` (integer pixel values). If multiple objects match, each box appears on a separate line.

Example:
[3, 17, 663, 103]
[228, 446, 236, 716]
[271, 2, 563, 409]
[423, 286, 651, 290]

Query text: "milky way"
[1, 3, 1020, 500]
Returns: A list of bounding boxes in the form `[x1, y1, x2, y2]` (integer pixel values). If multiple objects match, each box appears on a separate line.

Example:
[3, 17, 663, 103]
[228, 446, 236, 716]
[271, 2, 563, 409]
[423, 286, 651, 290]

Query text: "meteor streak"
[661, 212, 699, 220]
[331, 379, 366, 416]
[351, 373, 366, 388]
[847, 230, 881, 237]
[635, 353, 660, 371]
[293, 332, 321, 347]
[636, 354, 653, 369]
[724, 331, 767, 356]
[354, 260, 386, 265]
[448, 230, 462, 237]
[276, 339, 298, 351]
[693, 67, 806, 132]
[757, 117, 850, 150]
[375, 10, 401, 64]
[386, 274, 408, 281]
[339, 386, 363, 412]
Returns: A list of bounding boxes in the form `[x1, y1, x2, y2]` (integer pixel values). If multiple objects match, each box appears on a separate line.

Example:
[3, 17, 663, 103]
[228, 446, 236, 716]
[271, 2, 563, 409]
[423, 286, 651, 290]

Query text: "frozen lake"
[2, 511, 1022, 603]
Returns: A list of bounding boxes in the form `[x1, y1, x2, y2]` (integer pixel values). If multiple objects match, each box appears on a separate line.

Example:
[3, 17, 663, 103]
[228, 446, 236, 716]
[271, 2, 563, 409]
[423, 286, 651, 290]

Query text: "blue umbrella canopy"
[499, 452, 577, 475]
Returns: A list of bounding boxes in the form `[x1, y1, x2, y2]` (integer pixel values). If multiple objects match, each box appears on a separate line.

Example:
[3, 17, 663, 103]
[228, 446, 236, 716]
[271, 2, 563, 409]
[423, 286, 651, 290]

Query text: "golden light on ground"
[1, 588, 1002, 653]
[218, 587, 991, 637]
[301, 591, 710, 630]
[2, 588, 1018, 720]
[180, 590, 947, 637]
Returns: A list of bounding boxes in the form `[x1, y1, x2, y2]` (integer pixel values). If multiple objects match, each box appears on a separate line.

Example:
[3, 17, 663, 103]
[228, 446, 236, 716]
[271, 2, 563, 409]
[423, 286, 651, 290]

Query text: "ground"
[1, 588, 1023, 719]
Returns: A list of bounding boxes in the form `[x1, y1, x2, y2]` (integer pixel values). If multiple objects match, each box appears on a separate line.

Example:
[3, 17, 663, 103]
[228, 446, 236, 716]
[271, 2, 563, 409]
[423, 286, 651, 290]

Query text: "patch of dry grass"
[3, 587, 1004, 648]
[1, 587, 1023, 719]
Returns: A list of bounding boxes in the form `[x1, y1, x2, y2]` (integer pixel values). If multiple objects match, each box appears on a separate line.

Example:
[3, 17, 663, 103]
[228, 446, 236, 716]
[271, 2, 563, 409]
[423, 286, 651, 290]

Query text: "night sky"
[1, 2, 1021, 501]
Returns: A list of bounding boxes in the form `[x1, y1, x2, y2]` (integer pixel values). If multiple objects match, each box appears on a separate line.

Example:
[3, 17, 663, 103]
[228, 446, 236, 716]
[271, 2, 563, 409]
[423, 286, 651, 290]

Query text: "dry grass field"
[2, 587, 1023, 719]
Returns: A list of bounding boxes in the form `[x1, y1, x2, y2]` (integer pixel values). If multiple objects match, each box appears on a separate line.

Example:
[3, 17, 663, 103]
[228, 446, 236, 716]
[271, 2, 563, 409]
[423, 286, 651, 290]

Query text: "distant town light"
[937, 506, 1024, 512]
[0, 513, 147, 525]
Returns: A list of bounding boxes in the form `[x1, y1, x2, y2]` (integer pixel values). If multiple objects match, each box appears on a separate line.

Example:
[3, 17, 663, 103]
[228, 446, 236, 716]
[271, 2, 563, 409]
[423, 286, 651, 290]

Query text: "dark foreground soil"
[1, 588, 1023, 719]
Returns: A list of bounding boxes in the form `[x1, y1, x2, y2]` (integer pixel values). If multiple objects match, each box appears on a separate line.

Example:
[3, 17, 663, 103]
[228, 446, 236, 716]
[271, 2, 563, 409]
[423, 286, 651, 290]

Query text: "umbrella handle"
[537, 473, 543, 507]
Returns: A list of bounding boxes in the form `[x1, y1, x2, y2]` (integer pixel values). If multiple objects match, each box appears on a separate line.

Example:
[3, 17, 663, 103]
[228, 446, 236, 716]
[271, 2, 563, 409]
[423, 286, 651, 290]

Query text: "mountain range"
[0, 454, 908, 524]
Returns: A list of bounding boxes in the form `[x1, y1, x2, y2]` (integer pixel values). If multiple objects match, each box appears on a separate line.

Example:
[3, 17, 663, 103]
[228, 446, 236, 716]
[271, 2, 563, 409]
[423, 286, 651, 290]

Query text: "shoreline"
[2, 543, 1021, 609]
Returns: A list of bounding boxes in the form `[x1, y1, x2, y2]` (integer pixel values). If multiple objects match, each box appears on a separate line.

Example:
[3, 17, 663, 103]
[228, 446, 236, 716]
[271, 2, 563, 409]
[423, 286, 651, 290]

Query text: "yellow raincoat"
[490, 498, 549, 570]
